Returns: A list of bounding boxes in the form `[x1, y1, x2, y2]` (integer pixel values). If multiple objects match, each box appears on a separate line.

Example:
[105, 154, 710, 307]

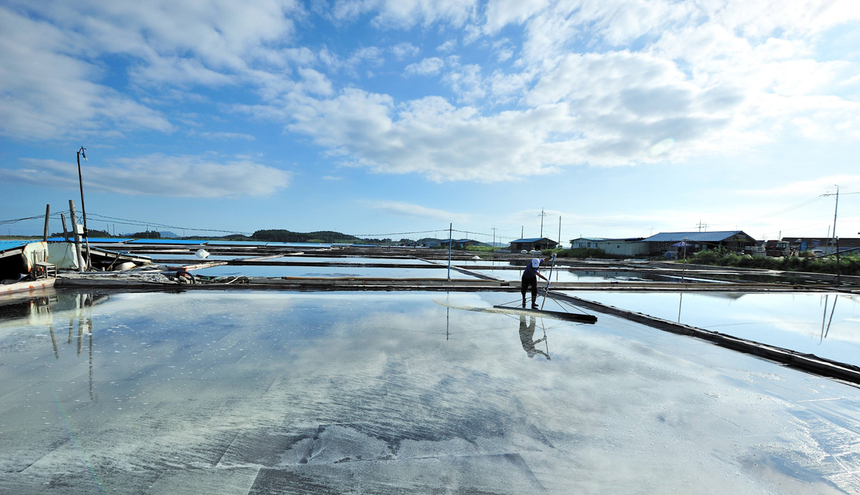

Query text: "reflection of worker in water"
[519, 315, 549, 359]
[522, 258, 548, 309]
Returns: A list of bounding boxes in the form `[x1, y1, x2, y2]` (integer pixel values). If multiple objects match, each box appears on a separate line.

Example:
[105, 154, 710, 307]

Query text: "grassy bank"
[682, 249, 860, 276]
[547, 248, 625, 259]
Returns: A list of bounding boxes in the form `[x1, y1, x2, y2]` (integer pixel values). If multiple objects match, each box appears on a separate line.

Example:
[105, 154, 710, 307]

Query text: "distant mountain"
[250, 229, 363, 243]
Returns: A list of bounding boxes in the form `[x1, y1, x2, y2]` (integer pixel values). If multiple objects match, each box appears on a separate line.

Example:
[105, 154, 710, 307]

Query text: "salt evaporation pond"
[193, 264, 478, 279]
[1, 289, 860, 494]
[248, 256, 433, 265]
[568, 291, 860, 368]
[473, 268, 680, 283]
[142, 254, 432, 264]
[143, 254, 240, 261]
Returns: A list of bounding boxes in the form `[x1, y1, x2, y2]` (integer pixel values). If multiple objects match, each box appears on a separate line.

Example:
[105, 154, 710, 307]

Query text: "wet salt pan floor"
[1, 290, 860, 494]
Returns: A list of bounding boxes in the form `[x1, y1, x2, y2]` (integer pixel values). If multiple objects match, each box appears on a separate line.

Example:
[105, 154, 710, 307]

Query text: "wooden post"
[43, 204, 50, 242]
[60, 214, 69, 242]
[69, 200, 85, 272]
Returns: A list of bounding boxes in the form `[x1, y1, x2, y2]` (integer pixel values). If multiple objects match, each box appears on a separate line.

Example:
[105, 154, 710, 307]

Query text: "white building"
[569, 237, 649, 256]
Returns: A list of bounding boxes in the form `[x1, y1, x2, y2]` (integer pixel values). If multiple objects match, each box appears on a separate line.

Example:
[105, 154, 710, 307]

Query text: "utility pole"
[558, 216, 562, 249]
[447, 223, 452, 282]
[76, 147, 88, 236]
[696, 220, 708, 232]
[540, 208, 546, 238]
[832, 185, 840, 286]
[491, 227, 496, 253]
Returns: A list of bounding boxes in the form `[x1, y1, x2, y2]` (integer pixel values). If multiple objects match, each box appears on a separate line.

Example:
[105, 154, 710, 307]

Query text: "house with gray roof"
[642, 231, 757, 254]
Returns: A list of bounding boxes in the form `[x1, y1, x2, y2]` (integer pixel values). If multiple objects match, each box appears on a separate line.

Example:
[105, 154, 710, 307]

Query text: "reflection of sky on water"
[456, 259, 510, 266]
[568, 291, 860, 367]
[144, 254, 240, 261]
[193, 264, 479, 279]
[251, 256, 432, 264]
[474, 269, 662, 283]
[2, 290, 860, 493]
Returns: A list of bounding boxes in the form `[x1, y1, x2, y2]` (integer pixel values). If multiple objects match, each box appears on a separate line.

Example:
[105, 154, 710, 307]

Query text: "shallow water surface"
[1, 290, 859, 494]
[475, 268, 672, 283]
[567, 291, 860, 367]
[194, 264, 478, 279]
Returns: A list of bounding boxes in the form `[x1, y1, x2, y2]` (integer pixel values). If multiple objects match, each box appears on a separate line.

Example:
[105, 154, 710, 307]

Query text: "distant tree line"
[685, 248, 860, 276]
[250, 229, 362, 243]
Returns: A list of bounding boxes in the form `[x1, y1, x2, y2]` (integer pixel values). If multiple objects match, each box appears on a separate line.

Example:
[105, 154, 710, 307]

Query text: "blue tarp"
[127, 239, 208, 245]
[47, 237, 133, 243]
[0, 240, 30, 253]
[204, 240, 267, 246]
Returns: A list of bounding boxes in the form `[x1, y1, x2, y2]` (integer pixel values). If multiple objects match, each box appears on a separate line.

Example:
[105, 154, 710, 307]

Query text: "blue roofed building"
[642, 231, 757, 254]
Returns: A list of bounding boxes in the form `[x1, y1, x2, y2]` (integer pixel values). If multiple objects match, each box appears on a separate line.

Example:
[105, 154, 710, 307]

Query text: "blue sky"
[1, 0, 859, 244]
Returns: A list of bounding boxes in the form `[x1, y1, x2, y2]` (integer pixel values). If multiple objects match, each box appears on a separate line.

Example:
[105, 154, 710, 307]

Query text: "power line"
[0, 214, 55, 225]
[353, 229, 447, 237]
[0, 211, 251, 235]
[84, 212, 251, 235]
[757, 195, 825, 219]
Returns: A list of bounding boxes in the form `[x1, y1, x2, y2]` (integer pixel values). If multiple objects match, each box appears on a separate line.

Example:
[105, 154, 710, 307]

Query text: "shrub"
[554, 248, 620, 259]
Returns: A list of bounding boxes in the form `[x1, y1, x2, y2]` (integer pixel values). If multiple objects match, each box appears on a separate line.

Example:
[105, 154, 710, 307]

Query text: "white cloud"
[0, 6, 173, 140]
[493, 38, 515, 62]
[271, 89, 590, 182]
[436, 39, 457, 52]
[484, 0, 550, 34]
[1, 155, 290, 198]
[194, 132, 257, 141]
[0, 0, 307, 140]
[5, 0, 859, 189]
[405, 57, 444, 76]
[525, 50, 750, 163]
[330, 0, 478, 28]
[297, 68, 334, 96]
[391, 42, 419, 59]
[367, 200, 469, 223]
[319, 45, 385, 76]
[738, 175, 860, 198]
[233, 0, 860, 184]
[443, 61, 486, 102]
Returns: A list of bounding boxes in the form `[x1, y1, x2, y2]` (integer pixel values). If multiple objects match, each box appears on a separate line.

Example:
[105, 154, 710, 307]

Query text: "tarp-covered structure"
[0, 241, 49, 281]
[47, 241, 152, 271]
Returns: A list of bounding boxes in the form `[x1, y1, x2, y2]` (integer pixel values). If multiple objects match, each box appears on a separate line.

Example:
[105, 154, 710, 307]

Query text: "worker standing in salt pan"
[521, 257, 547, 309]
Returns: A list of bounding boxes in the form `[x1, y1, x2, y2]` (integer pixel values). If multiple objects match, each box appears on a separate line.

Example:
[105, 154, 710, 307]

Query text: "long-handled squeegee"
[540, 253, 556, 311]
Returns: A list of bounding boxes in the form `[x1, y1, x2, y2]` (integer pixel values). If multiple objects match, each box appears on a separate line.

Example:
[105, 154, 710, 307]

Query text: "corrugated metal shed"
[642, 231, 754, 243]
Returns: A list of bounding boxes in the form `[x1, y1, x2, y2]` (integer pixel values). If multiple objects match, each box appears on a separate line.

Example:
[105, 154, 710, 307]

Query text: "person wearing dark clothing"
[521, 258, 547, 309]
